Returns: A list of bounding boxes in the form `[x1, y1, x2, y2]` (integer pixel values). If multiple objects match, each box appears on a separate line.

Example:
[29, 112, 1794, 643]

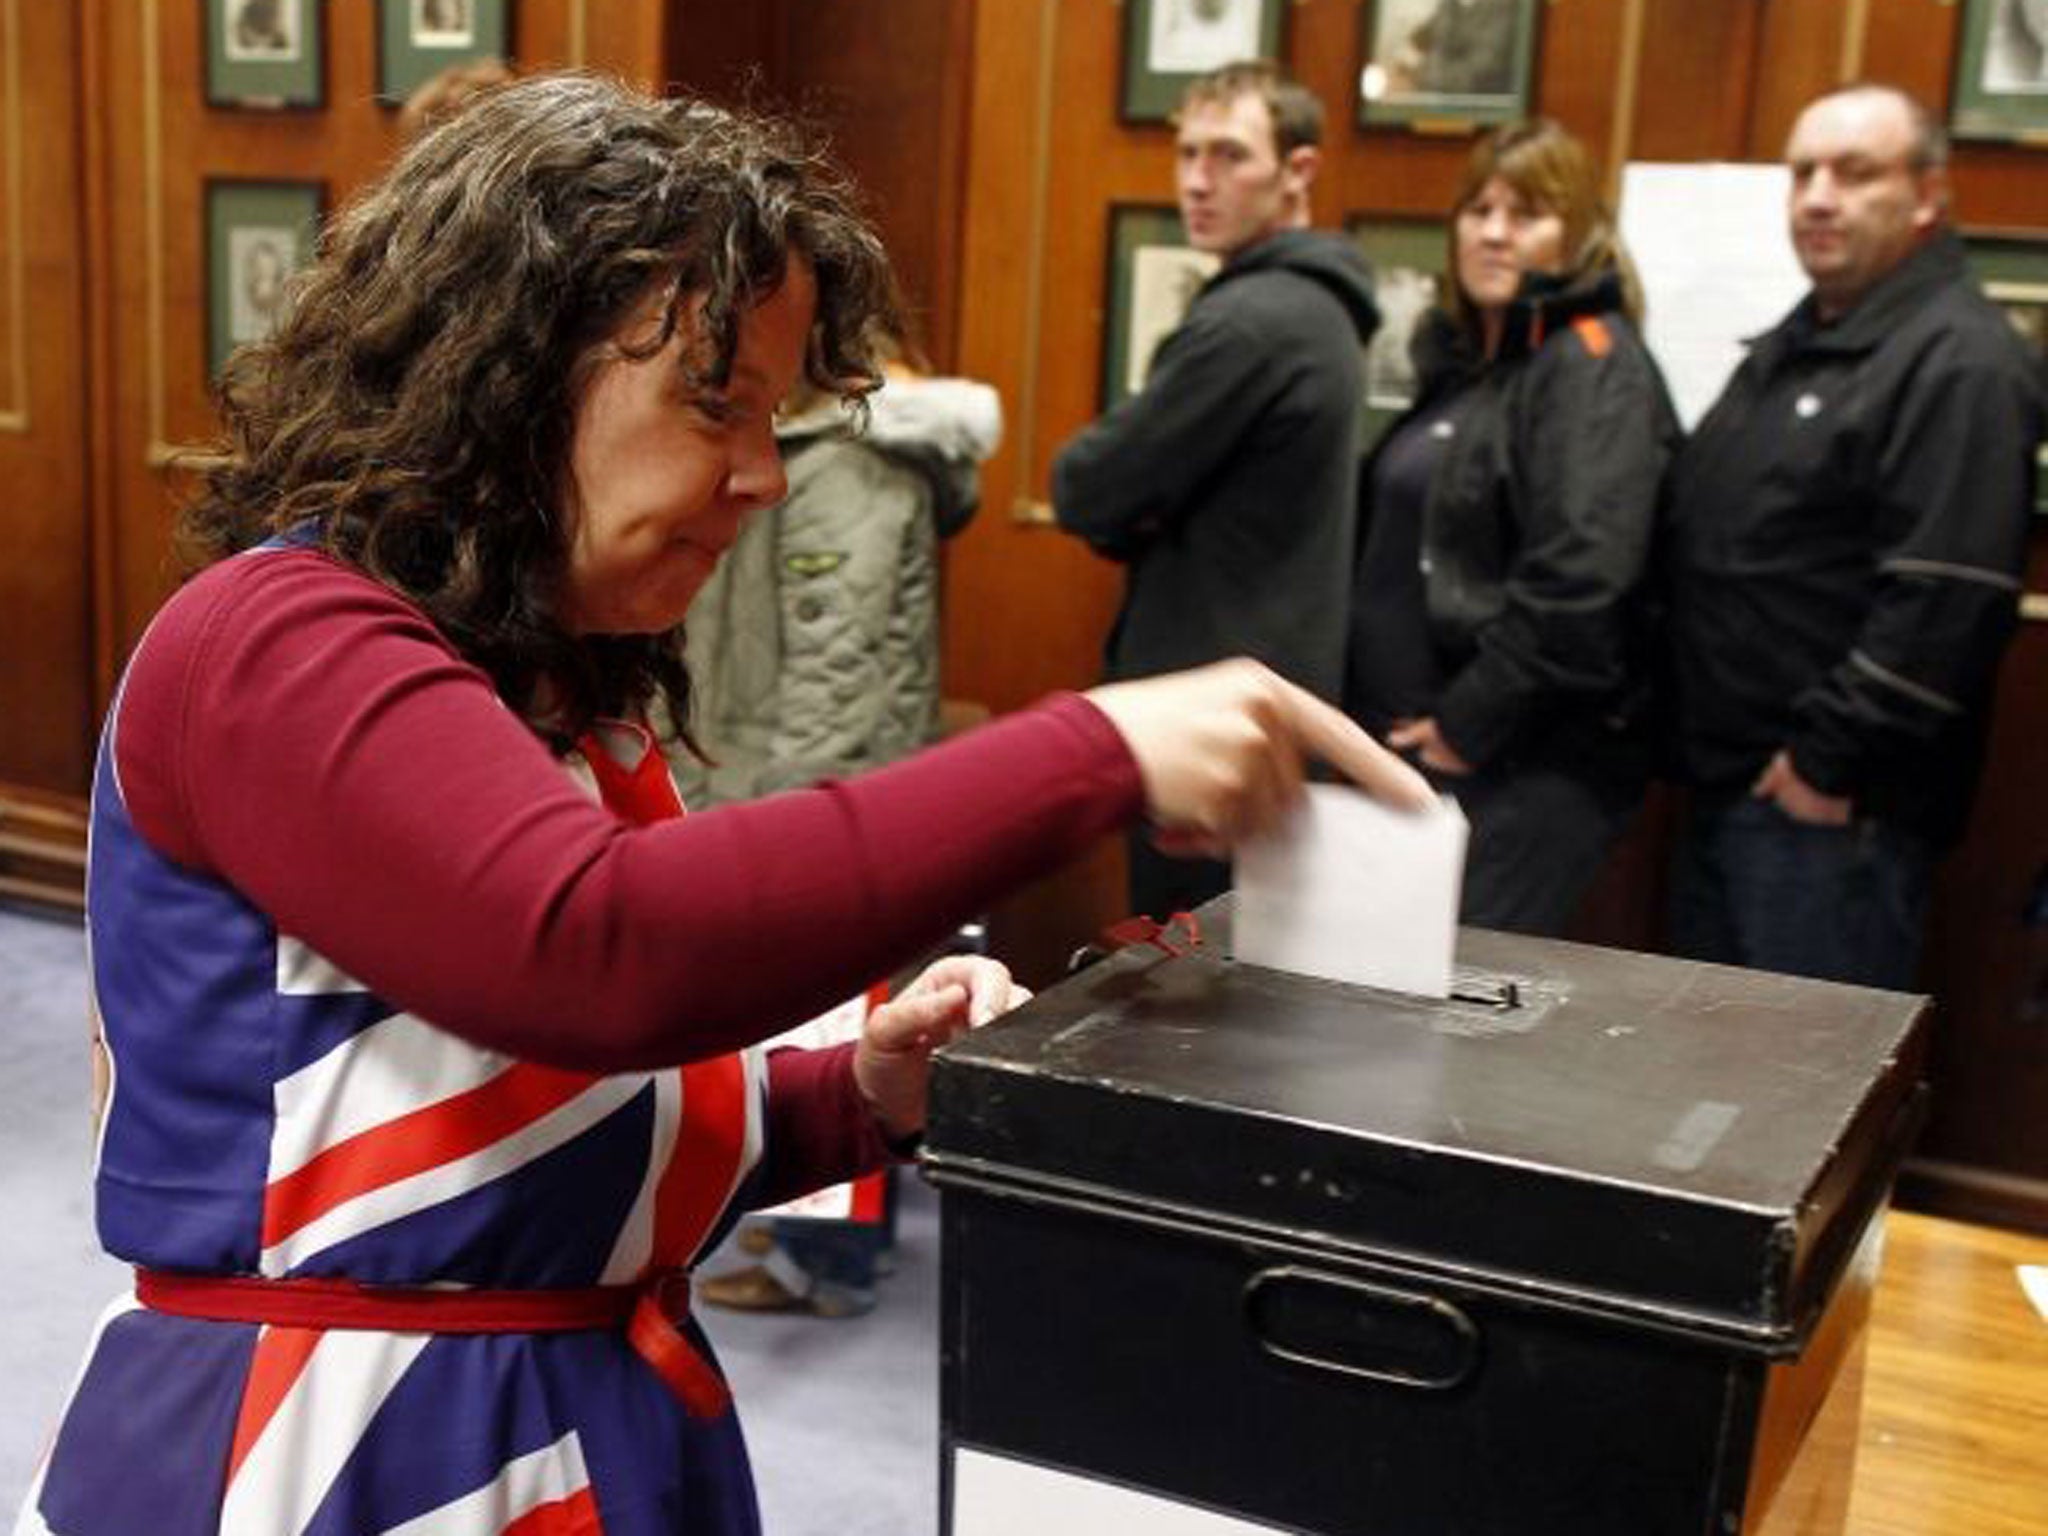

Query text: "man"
[1664, 83, 2044, 988]
[1053, 60, 1378, 918]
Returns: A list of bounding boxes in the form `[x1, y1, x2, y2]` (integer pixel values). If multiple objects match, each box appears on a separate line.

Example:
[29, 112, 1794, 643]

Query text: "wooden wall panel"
[1913, 532, 2048, 1228]
[1747, 0, 1847, 157]
[1632, 0, 1761, 163]
[0, 1, 91, 797]
[665, 3, 974, 368]
[665, 3, 784, 103]
[777, 1, 975, 368]
[85, 1, 666, 739]
[946, 0, 1151, 981]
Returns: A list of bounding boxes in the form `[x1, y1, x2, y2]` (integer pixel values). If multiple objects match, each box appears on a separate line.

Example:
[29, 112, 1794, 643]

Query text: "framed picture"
[1964, 231, 2048, 514]
[1347, 214, 1449, 449]
[377, 0, 514, 107]
[1120, 0, 1287, 125]
[205, 0, 325, 109]
[1101, 204, 1220, 411]
[1950, 0, 2048, 142]
[205, 179, 324, 378]
[1357, 0, 1540, 132]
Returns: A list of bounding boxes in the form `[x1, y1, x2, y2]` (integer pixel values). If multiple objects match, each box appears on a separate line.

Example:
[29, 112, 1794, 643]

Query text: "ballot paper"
[2021, 1265, 2048, 1326]
[1233, 785, 1468, 999]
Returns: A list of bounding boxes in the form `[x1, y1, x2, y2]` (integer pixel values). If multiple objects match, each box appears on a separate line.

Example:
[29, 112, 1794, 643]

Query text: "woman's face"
[559, 256, 817, 635]
[1455, 175, 1567, 316]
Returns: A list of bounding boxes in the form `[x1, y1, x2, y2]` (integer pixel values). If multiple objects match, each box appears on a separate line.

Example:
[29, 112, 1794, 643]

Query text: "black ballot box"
[924, 908, 1927, 1536]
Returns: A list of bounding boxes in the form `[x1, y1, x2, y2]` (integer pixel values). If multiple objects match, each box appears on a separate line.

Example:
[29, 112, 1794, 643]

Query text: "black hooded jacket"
[1053, 229, 1380, 701]
[1348, 268, 1680, 771]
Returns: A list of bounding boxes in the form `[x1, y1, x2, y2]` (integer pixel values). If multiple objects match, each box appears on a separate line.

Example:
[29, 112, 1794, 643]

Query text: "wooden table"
[1844, 1209, 2048, 1534]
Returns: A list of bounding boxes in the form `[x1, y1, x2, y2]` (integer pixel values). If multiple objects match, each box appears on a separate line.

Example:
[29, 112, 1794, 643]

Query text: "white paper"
[953, 1446, 1288, 1535]
[1619, 161, 1808, 430]
[1232, 784, 1467, 999]
[2020, 1264, 2048, 1325]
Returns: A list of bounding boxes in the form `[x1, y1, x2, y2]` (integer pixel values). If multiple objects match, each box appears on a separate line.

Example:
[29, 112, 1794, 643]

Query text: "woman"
[1346, 118, 1679, 935]
[20, 76, 1425, 1536]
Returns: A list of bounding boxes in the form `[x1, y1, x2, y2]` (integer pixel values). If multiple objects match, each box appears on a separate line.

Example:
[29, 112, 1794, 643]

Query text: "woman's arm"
[116, 549, 1141, 1074]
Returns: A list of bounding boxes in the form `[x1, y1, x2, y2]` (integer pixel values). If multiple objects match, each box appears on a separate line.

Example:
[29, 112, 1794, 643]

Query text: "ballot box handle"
[1242, 1265, 1480, 1392]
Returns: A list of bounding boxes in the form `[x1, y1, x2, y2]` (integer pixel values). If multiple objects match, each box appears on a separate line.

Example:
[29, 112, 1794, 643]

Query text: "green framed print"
[378, 0, 514, 107]
[1965, 232, 2048, 513]
[1357, 0, 1540, 132]
[1347, 214, 1449, 449]
[1120, 0, 1286, 125]
[206, 0, 324, 110]
[1950, 0, 2048, 142]
[205, 179, 324, 379]
[1101, 204, 1219, 412]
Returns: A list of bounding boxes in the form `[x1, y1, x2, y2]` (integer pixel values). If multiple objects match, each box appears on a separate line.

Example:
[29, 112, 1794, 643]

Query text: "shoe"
[697, 1264, 808, 1313]
[735, 1224, 774, 1258]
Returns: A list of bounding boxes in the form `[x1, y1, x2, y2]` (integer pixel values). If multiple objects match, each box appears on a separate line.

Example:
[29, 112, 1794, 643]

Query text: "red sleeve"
[755, 1043, 893, 1207]
[114, 549, 1142, 1073]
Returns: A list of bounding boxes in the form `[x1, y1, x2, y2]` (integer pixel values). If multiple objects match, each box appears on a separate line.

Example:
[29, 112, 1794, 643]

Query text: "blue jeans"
[1669, 794, 1936, 990]
[766, 1169, 897, 1315]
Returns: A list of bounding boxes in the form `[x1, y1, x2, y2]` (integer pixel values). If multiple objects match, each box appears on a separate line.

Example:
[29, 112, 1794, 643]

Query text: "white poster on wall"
[1618, 162, 1808, 431]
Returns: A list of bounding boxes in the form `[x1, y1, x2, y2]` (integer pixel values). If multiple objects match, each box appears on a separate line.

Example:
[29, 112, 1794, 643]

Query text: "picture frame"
[1949, 0, 2048, 143]
[1963, 230, 2048, 514]
[1101, 204, 1219, 412]
[1119, 0, 1287, 125]
[1346, 214, 1449, 450]
[205, 179, 325, 379]
[205, 0, 325, 110]
[377, 0, 514, 108]
[1356, 0, 1540, 132]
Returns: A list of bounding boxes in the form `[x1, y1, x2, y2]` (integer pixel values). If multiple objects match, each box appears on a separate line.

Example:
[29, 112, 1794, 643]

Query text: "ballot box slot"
[1439, 967, 1562, 1034]
[1448, 974, 1525, 1010]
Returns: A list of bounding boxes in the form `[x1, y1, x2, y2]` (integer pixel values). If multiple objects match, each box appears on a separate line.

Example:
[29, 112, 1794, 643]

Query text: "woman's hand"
[1387, 716, 1474, 778]
[1085, 659, 1434, 857]
[854, 956, 1031, 1143]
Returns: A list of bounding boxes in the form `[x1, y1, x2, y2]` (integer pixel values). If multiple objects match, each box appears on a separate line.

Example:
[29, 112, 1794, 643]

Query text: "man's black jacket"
[1663, 230, 2045, 846]
[1052, 229, 1379, 702]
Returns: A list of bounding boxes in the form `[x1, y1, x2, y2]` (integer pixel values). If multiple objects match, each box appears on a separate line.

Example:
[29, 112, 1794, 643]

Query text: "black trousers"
[1444, 758, 1642, 938]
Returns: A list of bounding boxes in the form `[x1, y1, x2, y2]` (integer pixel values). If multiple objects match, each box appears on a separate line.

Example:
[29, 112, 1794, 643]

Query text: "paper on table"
[1233, 784, 1468, 999]
[2020, 1265, 2048, 1326]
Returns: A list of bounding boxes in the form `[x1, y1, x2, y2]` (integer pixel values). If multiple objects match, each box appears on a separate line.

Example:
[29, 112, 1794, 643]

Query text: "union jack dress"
[21, 724, 780, 1536]
[13, 544, 1141, 1536]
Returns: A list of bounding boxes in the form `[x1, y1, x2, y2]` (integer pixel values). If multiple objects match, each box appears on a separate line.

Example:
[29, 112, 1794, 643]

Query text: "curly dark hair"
[181, 72, 900, 743]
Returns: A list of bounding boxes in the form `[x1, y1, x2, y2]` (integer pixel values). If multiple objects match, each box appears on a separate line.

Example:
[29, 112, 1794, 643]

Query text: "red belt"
[136, 1266, 730, 1419]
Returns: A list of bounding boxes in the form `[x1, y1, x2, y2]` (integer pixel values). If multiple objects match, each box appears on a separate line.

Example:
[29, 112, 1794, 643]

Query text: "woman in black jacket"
[1347, 119, 1679, 934]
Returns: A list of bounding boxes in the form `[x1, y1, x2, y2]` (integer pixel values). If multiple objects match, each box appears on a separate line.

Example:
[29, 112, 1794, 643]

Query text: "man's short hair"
[1811, 80, 1951, 171]
[1179, 60, 1324, 155]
